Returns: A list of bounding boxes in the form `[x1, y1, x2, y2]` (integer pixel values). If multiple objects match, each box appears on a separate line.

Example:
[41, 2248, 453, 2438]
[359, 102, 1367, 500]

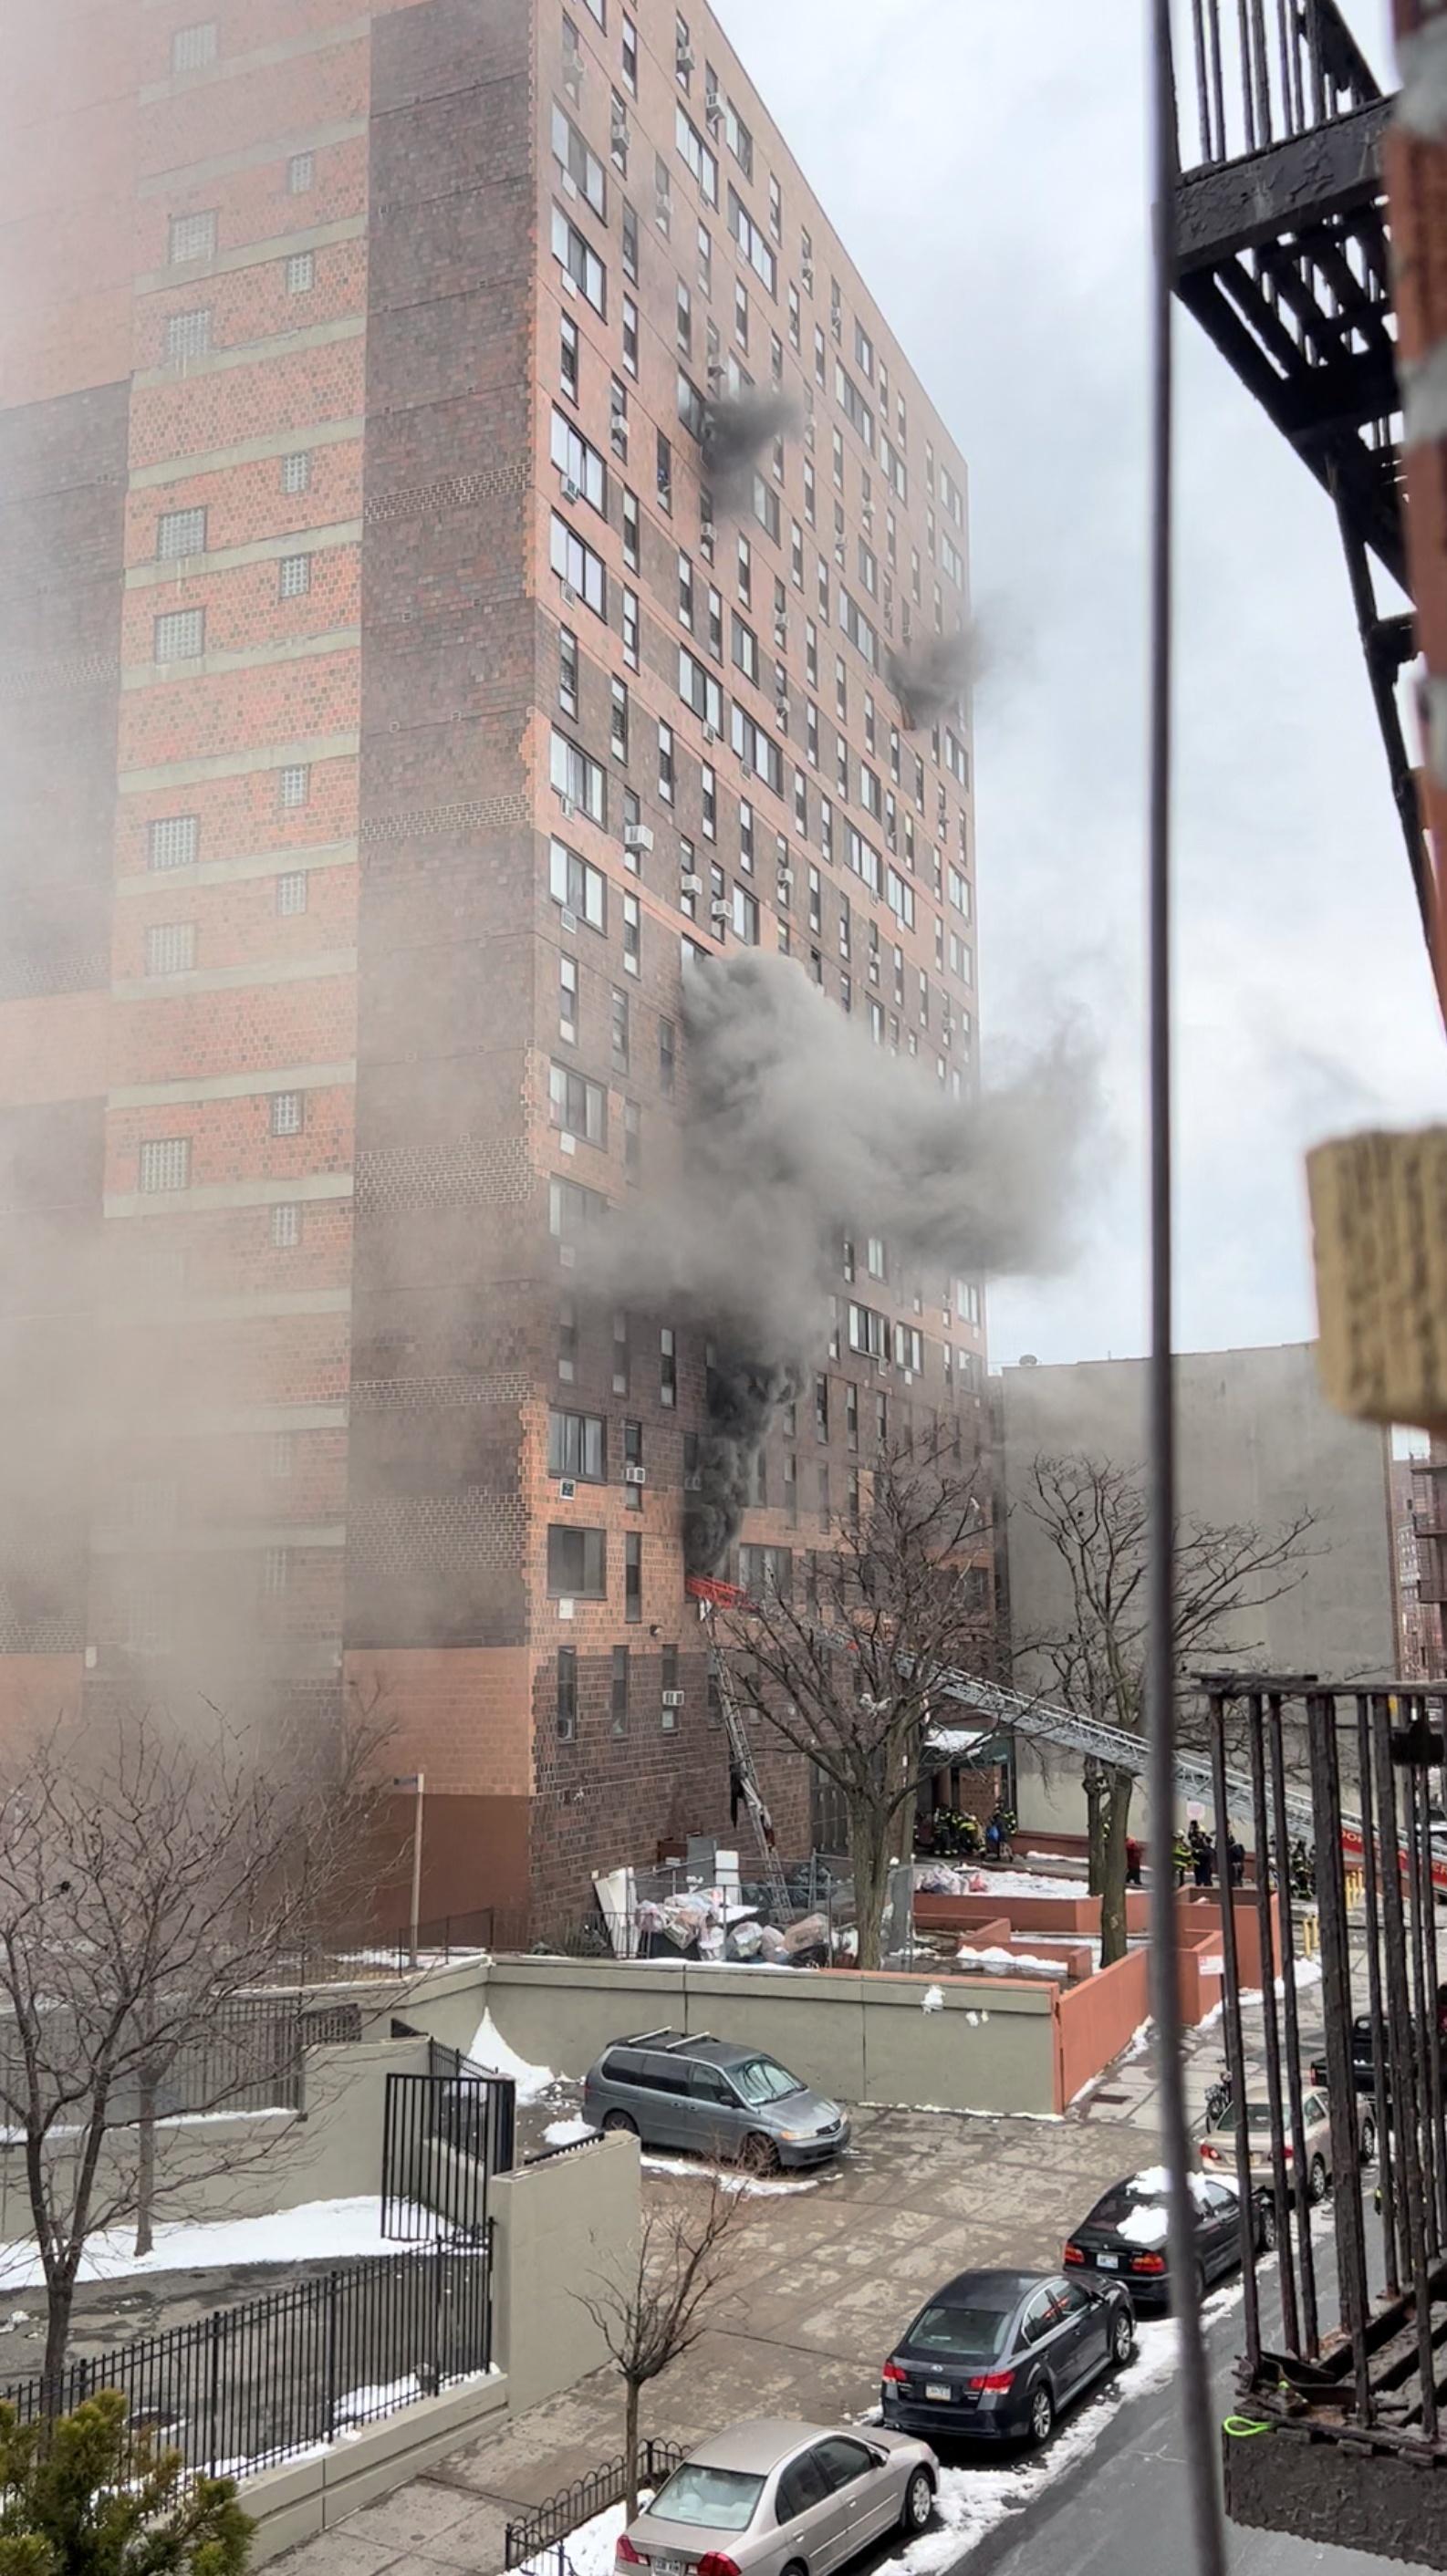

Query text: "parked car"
[1063, 2165, 1275, 2311]
[614, 2417, 936, 2575]
[582, 2030, 850, 2173]
[1310, 1989, 1447, 2100]
[1198, 2083, 1374, 2201]
[880, 2267, 1135, 2448]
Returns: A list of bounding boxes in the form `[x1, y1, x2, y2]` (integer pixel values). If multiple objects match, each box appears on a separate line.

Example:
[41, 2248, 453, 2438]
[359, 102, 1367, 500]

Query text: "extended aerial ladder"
[685, 1574, 792, 1915]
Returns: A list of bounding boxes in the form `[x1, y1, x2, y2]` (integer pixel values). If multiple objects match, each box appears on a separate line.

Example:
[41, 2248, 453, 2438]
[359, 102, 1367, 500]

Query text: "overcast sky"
[715, 0, 1447, 1370]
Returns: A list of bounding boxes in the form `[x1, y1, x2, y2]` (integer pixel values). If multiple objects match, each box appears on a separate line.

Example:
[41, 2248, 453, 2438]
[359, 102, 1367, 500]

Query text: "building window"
[286, 250, 316, 294]
[145, 921, 196, 977]
[550, 513, 607, 618]
[610, 985, 630, 1072]
[282, 448, 312, 495]
[279, 763, 311, 809]
[658, 722, 675, 804]
[622, 890, 640, 974]
[610, 677, 630, 762]
[611, 1645, 630, 1734]
[149, 814, 199, 872]
[547, 1525, 606, 1598]
[661, 1641, 680, 1729]
[622, 488, 640, 569]
[814, 1374, 828, 1439]
[287, 150, 316, 193]
[558, 627, 579, 720]
[269, 1431, 296, 1480]
[154, 608, 204, 662]
[558, 954, 578, 1045]
[622, 1418, 643, 1510]
[550, 836, 607, 930]
[140, 1137, 191, 1193]
[659, 1016, 676, 1092]
[548, 1407, 605, 1480]
[622, 587, 640, 670]
[551, 406, 608, 510]
[169, 209, 216, 265]
[622, 12, 638, 91]
[272, 1202, 301, 1249]
[624, 1099, 640, 1172]
[845, 1384, 859, 1451]
[625, 1530, 642, 1621]
[732, 884, 759, 945]
[276, 869, 308, 916]
[165, 308, 213, 360]
[278, 552, 312, 600]
[263, 1547, 290, 1597]
[171, 20, 217, 71]
[557, 1646, 578, 1740]
[551, 204, 605, 313]
[551, 102, 607, 218]
[157, 506, 206, 560]
[271, 1090, 304, 1137]
[657, 429, 673, 512]
[739, 1545, 792, 1601]
[550, 731, 607, 823]
[661, 1327, 677, 1407]
[557, 1297, 578, 1382]
[548, 1062, 608, 1146]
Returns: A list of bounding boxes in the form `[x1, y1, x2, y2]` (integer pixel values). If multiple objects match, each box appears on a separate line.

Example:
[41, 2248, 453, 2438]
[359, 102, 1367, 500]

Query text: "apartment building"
[0, 0, 984, 1933]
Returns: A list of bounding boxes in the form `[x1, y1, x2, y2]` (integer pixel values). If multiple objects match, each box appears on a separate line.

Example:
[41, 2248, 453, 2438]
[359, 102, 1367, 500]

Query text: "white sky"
[714, 0, 1447, 1368]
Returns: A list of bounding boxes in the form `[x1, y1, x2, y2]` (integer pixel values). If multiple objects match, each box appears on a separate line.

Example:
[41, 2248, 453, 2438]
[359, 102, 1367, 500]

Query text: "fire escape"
[1172, 1, 1431, 934]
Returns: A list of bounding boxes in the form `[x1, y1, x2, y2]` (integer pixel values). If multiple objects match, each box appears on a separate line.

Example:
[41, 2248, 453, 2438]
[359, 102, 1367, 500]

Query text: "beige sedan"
[616, 2419, 937, 2576]
[1198, 2085, 1375, 2202]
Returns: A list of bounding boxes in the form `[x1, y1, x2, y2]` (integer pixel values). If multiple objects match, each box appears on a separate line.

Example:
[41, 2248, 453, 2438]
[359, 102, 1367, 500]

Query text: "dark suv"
[582, 2029, 849, 2173]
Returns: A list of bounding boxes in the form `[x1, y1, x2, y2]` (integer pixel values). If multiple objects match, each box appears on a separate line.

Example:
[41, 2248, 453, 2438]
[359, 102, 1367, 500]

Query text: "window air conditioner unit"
[623, 1463, 647, 1485]
[801, 261, 815, 291]
[676, 45, 694, 74]
[774, 621, 787, 647]
[778, 867, 795, 890]
[684, 1470, 703, 1491]
[661, 1688, 685, 1708]
[703, 723, 718, 744]
[560, 906, 579, 930]
[561, 474, 582, 503]
[681, 871, 703, 893]
[704, 94, 722, 127]
[623, 823, 653, 850]
[612, 105, 630, 142]
[560, 579, 578, 605]
[559, 794, 577, 818]
[557, 1478, 578, 1499]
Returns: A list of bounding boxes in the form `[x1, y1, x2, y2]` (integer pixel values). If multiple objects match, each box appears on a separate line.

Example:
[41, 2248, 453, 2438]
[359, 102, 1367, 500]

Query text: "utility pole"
[394, 1771, 426, 1966]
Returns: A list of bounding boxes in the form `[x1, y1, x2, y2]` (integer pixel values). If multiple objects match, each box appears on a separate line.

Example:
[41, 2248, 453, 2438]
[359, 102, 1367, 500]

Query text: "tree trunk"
[40, 2276, 75, 2421]
[624, 2375, 640, 2519]
[1084, 1761, 1105, 1896]
[848, 1802, 892, 1972]
[1098, 1770, 1133, 1967]
[134, 2066, 156, 2259]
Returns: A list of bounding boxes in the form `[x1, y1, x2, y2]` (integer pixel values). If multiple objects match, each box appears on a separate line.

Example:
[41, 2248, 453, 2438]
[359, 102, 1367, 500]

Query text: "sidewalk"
[1073, 1951, 1326, 2132]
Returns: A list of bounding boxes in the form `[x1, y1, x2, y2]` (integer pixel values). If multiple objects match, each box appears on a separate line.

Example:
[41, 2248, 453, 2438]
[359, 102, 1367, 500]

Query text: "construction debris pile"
[632, 1891, 837, 1968]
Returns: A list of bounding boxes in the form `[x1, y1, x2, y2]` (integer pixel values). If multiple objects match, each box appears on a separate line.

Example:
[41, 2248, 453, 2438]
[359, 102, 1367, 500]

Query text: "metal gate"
[381, 2048, 515, 2243]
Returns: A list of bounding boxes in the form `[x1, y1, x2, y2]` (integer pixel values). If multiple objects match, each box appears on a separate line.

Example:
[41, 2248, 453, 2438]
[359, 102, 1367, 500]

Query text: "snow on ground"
[543, 2113, 597, 2146]
[640, 2153, 837, 2198]
[0, 2196, 409, 2290]
[522, 2499, 628, 2576]
[955, 1944, 1068, 1979]
[465, 2010, 557, 2103]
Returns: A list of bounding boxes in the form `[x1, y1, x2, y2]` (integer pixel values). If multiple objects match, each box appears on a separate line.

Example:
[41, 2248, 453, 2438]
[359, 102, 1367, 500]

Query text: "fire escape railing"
[1172, 5, 1431, 934]
[1205, 1677, 1447, 2566]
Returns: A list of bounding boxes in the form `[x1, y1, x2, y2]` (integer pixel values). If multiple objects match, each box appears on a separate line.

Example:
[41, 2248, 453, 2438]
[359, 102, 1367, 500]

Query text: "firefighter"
[1172, 1829, 1192, 1886]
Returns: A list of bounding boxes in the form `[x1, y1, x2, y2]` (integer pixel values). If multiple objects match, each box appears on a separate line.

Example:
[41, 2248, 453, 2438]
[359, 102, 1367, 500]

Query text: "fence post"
[432, 2241, 445, 2395]
[326, 2267, 341, 2439]
[206, 2308, 223, 2478]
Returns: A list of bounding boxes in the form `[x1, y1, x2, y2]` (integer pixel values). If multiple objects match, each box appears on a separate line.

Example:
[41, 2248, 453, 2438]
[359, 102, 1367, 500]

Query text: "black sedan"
[880, 2267, 1135, 2449]
[1064, 2166, 1275, 2311]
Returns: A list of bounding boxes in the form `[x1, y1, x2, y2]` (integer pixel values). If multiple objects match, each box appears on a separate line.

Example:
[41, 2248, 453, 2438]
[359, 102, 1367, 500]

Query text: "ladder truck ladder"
[685, 1574, 792, 1914]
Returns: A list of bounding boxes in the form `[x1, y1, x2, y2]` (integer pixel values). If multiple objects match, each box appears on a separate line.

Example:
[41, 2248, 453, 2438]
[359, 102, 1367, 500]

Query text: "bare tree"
[577, 2177, 749, 2517]
[721, 1434, 994, 1970]
[1019, 1454, 1317, 1962]
[0, 1704, 390, 2403]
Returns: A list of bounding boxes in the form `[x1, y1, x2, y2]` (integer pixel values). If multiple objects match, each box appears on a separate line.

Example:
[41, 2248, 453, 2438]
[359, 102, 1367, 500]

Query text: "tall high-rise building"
[0, 0, 984, 1935]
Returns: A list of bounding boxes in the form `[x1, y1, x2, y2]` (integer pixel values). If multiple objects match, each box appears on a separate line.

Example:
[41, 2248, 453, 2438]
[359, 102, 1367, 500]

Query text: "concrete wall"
[492, 2132, 639, 2413]
[1000, 1345, 1397, 1835]
[484, 1957, 1060, 2116]
[248, 2372, 512, 2564]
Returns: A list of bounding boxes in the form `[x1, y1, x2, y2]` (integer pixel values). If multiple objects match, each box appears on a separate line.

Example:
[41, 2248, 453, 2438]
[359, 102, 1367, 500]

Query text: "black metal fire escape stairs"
[1172, 1, 1431, 932]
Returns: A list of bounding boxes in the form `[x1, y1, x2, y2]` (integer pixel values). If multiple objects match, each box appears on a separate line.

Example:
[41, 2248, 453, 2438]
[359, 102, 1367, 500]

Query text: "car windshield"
[1213, 2102, 1273, 2130]
[907, 2301, 1013, 2358]
[649, 2465, 765, 2532]
[730, 2055, 803, 2104]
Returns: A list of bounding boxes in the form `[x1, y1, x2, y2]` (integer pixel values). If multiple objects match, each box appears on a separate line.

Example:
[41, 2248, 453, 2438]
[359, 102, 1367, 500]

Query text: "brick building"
[0, 0, 985, 1935]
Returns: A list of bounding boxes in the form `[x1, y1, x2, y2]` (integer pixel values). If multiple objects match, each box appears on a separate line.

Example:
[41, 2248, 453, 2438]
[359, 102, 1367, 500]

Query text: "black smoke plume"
[702, 390, 801, 515]
[887, 630, 977, 731]
[591, 953, 1095, 1570]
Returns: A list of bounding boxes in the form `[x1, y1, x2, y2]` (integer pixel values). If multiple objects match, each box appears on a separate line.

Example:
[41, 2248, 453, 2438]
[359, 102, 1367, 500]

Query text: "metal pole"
[1143, 7, 1224, 2568]
[411, 1771, 426, 1968]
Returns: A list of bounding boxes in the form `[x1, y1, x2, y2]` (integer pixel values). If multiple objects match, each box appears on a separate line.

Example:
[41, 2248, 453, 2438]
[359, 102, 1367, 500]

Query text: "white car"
[1199, 2085, 1374, 2202]
[616, 2418, 936, 2576]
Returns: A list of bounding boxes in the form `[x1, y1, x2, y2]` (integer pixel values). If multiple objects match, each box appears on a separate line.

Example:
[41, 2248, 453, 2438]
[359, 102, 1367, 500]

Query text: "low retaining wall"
[485, 1957, 1061, 2115]
[1054, 1948, 1151, 2106]
[246, 2371, 511, 2561]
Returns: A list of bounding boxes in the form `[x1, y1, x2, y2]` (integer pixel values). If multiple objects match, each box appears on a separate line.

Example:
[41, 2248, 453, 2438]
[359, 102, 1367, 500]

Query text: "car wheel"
[741, 2131, 782, 2176]
[1360, 2115, 1378, 2166]
[1109, 2303, 1135, 2369]
[1026, 2380, 1055, 2447]
[900, 2467, 934, 2534]
[1307, 2153, 1328, 2204]
[1257, 2198, 1278, 2253]
[600, 2109, 637, 2136]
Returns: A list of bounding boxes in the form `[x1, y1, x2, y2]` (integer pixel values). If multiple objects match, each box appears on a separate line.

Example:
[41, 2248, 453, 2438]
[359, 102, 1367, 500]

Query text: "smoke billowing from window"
[590, 952, 1097, 1568]
[887, 631, 979, 732]
[702, 391, 801, 514]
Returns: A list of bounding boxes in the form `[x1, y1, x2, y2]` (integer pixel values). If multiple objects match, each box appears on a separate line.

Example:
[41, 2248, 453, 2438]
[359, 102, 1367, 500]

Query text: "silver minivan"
[582, 2029, 850, 2173]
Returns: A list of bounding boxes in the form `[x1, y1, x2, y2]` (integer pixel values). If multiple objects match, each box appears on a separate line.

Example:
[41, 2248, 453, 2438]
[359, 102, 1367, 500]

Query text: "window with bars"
[145, 922, 196, 977]
[149, 814, 199, 872]
[165, 308, 213, 361]
[154, 608, 204, 662]
[272, 1202, 301, 1249]
[169, 209, 216, 265]
[278, 553, 311, 599]
[279, 763, 310, 809]
[287, 151, 316, 193]
[276, 871, 308, 916]
[271, 1090, 305, 1137]
[263, 1546, 291, 1597]
[171, 21, 217, 70]
[139, 1137, 191, 1193]
[286, 251, 316, 294]
[157, 507, 206, 561]
[282, 449, 312, 494]
[269, 1431, 296, 1479]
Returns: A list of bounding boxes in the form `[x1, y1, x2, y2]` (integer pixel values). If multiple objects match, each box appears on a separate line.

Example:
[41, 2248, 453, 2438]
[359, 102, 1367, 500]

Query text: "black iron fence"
[0, 2242, 492, 2481]
[1203, 1678, 1447, 2466]
[0, 1996, 313, 2131]
[505, 2441, 686, 2570]
[381, 2045, 515, 2243]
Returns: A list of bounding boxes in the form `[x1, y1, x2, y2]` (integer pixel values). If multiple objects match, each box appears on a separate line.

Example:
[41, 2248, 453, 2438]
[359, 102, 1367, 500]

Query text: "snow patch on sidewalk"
[640, 2153, 834, 2197]
[465, 2010, 557, 2103]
